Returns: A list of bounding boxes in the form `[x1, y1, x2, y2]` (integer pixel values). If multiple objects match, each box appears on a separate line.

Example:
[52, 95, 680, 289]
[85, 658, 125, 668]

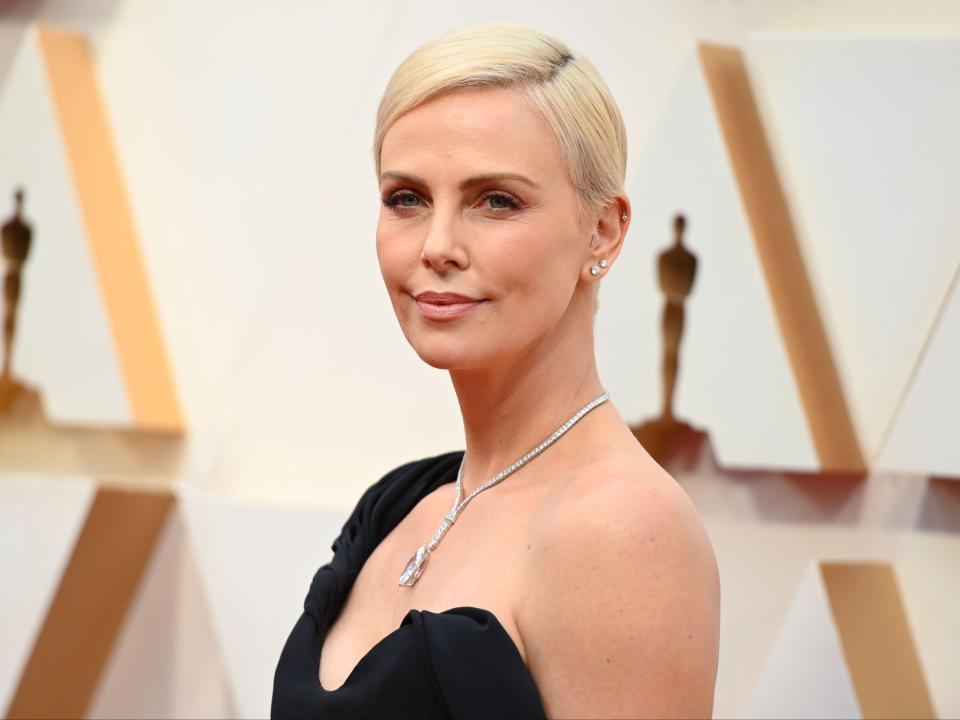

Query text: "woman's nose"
[420, 211, 468, 272]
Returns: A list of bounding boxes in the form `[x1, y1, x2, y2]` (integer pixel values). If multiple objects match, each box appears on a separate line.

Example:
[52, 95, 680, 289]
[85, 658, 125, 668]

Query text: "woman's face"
[376, 86, 593, 371]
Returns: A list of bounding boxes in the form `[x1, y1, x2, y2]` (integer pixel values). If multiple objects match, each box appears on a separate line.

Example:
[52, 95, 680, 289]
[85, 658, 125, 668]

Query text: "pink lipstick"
[414, 291, 487, 321]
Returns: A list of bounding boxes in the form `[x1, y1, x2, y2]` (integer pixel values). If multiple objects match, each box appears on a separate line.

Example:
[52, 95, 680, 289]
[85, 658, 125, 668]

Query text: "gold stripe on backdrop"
[698, 43, 864, 471]
[820, 561, 936, 720]
[6, 488, 175, 719]
[36, 26, 183, 432]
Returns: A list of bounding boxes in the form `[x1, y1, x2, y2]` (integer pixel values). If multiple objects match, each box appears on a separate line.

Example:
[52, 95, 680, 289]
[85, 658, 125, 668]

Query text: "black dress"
[271, 450, 548, 719]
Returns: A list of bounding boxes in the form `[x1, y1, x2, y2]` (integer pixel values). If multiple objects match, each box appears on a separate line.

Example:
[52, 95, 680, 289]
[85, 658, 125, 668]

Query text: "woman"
[272, 22, 719, 719]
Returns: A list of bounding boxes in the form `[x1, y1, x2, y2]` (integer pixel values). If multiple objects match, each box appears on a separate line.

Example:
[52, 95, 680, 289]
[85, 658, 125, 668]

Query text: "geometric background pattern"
[1, 4, 959, 719]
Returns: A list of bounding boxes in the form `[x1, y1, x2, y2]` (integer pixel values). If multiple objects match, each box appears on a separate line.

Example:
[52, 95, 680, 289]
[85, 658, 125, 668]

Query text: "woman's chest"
[318, 484, 544, 690]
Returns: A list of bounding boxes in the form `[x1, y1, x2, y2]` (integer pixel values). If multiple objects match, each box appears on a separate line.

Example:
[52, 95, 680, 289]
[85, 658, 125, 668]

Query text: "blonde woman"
[272, 23, 719, 719]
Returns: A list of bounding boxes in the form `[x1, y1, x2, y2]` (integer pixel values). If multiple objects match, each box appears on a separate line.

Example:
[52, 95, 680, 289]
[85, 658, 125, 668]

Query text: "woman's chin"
[412, 347, 473, 370]
[408, 340, 493, 371]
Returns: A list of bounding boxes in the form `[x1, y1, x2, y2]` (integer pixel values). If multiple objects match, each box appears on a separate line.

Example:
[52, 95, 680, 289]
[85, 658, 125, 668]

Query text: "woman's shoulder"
[533, 450, 718, 595]
[517, 451, 720, 716]
[533, 449, 697, 537]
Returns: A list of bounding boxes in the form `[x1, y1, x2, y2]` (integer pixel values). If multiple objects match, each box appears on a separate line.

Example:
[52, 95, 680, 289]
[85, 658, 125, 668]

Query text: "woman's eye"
[482, 192, 520, 211]
[382, 190, 422, 210]
[382, 189, 519, 213]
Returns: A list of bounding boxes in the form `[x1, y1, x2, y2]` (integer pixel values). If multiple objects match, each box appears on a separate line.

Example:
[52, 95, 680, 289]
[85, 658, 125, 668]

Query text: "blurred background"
[1, 1, 958, 718]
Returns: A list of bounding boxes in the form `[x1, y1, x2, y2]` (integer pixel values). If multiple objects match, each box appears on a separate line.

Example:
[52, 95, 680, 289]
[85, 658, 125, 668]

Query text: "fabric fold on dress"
[272, 450, 547, 719]
[304, 451, 464, 631]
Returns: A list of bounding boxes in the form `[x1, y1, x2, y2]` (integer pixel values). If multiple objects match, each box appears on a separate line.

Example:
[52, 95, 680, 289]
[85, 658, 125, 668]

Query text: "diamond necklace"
[398, 390, 610, 586]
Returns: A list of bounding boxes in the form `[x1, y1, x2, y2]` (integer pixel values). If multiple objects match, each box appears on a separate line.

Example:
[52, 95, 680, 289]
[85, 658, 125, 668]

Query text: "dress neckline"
[308, 450, 535, 695]
[316, 605, 526, 693]
[279, 451, 547, 718]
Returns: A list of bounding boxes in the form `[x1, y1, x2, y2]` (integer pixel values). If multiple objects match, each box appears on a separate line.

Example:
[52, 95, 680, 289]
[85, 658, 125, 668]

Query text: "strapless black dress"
[271, 450, 548, 719]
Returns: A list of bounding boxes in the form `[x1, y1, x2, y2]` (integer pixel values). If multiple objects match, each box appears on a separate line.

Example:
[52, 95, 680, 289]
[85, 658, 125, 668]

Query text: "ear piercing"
[587, 210, 624, 275]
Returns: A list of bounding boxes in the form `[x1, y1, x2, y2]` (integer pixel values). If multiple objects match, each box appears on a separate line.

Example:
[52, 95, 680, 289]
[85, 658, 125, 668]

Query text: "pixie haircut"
[373, 23, 628, 225]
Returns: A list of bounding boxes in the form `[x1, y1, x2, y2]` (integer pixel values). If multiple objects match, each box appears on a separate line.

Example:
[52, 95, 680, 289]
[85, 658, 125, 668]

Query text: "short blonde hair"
[373, 23, 627, 224]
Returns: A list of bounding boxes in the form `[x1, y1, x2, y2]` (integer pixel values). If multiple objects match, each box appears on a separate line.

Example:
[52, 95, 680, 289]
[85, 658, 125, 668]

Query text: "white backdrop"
[2, 3, 960, 718]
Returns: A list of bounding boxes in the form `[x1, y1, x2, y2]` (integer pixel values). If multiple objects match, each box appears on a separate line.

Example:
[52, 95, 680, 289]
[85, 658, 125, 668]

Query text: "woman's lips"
[415, 297, 487, 321]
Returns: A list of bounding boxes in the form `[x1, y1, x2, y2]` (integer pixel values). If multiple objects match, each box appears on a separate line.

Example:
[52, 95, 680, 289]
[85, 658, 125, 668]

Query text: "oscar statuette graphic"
[0, 187, 35, 414]
[631, 213, 707, 465]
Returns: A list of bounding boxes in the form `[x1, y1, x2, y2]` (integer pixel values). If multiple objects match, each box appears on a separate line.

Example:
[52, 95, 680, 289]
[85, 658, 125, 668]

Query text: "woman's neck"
[448, 318, 607, 497]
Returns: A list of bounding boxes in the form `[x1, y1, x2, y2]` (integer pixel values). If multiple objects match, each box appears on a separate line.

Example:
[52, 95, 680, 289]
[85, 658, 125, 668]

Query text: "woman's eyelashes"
[381, 189, 522, 214]
[381, 189, 422, 210]
[482, 191, 521, 210]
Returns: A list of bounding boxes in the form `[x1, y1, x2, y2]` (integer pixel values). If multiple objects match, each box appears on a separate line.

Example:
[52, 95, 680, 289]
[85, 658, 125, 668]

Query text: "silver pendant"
[399, 544, 429, 586]
[396, 391, 610, 588]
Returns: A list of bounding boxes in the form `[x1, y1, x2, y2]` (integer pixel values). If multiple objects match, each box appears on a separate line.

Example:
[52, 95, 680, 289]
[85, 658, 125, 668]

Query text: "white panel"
[0, 474, 95, 713]
[599, 47, 818, 470]
[894, 531, 960, 720]
[176, 483, 347, 719]
[746, 561, 861, 719]
[88, 506, 237, 719]
[0, 29, 129, 425]
[747, 37, 960, 462]
[876, 269, 960, 476]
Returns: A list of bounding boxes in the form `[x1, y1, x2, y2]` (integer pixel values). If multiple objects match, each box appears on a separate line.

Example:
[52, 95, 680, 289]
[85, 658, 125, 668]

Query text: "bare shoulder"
[516, 454, 720, 719]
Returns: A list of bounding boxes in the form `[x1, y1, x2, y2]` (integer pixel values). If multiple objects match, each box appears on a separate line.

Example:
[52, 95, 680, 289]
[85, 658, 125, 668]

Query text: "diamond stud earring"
[621, 211, 628, 222]
[590, 258, 609, 276]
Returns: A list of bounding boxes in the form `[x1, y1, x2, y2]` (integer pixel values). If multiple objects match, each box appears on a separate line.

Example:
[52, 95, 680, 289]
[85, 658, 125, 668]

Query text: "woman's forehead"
[380, 87, 563, 182]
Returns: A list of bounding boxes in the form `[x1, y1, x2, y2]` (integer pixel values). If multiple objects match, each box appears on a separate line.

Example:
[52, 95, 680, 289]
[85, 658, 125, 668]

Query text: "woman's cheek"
[376, 241, 404, 292]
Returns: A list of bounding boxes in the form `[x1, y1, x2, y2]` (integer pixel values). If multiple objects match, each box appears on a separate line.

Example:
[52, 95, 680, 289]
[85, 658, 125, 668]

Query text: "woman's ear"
[583, 194, 630, 280]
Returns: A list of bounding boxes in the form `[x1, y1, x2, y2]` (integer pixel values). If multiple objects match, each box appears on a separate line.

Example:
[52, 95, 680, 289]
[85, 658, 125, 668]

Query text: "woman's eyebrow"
[379, 170, 541, 190]
[458, 172, 541, 190]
